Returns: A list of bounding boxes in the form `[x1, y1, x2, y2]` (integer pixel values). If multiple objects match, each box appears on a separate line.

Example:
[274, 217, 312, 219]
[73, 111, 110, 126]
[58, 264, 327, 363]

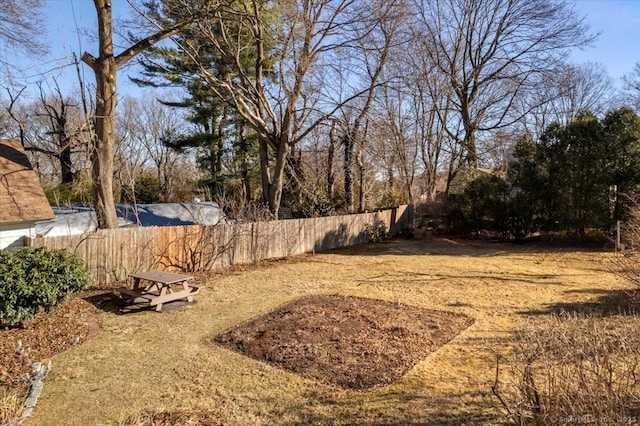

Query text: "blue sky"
[13, 0, 640, 99]
[569, 0, 640, 80]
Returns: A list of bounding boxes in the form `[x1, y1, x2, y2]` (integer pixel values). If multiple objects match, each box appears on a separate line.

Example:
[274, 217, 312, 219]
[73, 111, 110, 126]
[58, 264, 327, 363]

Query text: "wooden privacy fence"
[26, 205, 413, 286]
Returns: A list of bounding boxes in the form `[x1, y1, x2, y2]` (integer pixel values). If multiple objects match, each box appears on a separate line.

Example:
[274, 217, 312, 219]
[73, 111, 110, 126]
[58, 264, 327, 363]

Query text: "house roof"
[448, 167, 497, 194]
[0, 139, 54, 224]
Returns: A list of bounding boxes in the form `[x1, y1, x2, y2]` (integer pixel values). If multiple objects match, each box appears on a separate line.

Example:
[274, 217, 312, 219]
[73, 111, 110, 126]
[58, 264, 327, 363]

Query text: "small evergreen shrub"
[365, 218, 390, 243]
[445, 174, 510, 237]
[0, 247, 92, 327]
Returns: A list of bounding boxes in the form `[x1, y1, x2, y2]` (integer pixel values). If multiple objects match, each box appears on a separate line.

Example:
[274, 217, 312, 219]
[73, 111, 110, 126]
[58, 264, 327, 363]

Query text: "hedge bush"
[364, 218, 390, 243]
[0, 247, 92, 327]
[445, 174, 510, 236]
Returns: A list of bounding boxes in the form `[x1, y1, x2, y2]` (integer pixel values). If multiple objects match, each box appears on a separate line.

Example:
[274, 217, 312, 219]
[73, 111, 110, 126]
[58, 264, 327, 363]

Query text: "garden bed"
[214, 294, 474, 390]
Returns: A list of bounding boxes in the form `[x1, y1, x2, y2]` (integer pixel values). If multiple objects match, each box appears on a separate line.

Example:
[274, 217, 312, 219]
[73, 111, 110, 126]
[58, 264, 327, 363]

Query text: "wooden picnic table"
[117, 270, 200, 311]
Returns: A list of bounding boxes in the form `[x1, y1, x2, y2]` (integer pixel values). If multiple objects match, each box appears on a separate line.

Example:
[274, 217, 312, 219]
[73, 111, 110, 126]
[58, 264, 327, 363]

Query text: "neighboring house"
[444, 167, 497, 195]
[416, 167, 497, 202]
[0, 139, 54, 249]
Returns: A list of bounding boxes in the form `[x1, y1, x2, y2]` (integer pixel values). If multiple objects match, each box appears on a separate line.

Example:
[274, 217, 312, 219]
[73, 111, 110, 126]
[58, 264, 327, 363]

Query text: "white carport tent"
[36, 202, 225, 237]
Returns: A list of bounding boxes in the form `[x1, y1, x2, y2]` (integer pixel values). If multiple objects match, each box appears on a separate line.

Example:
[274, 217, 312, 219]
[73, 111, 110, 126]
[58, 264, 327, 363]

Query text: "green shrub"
[446, 173, 509, 236]
[121, 172, 164, 204]
[44, 171, 93, 205]
[380, 187, 407, 210]
[0, 247, 92, 327]
[365, 218, 390, 243]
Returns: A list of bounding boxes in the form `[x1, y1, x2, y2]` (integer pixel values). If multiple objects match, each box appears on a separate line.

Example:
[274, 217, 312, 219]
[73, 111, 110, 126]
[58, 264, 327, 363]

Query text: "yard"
[5, 237, 637, 425]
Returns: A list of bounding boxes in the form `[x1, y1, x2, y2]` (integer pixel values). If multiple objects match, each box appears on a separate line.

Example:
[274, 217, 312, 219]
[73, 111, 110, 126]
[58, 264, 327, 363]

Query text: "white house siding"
[0, 222, 36, 250]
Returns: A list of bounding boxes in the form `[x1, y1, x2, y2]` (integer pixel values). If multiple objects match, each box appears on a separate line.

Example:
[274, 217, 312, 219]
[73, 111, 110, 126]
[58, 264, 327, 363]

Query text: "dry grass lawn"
[22, 237, 635, 425]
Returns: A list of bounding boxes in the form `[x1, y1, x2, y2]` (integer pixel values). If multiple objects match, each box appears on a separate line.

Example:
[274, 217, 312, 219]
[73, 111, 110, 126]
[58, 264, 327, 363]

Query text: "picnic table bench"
[117, 270, 201, 311]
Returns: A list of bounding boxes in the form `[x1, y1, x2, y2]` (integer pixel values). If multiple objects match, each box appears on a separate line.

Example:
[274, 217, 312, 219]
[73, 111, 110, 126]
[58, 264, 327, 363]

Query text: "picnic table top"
[128, 270, 193, 285]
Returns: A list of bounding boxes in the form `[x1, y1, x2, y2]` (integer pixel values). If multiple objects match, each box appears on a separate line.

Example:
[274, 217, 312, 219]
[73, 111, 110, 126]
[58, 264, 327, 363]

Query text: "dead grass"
[118, 405, 228, 426]
[20, 237, 635, 425]
[490, 313, 640, 425]
[0, 388, 21, 424]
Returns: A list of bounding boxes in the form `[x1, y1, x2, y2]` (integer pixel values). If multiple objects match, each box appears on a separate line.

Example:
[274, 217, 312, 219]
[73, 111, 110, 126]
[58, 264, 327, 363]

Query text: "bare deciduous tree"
[333, 0, 402, 212]
[412, 0, 596, 167]
[31, 82, 92, 184]
[114, 95, 193, 203]
[327, 120, 338, 201]
[375, 84, 419, 205]
[403, 40, 458, 201]
[623, 62, 640, 112]
[2, 84, 92, 187]
[522, 62, 615, 138]
[0, 0, 47, 75]
[169, 0, 394, 218]
[82, 0, 214, 228]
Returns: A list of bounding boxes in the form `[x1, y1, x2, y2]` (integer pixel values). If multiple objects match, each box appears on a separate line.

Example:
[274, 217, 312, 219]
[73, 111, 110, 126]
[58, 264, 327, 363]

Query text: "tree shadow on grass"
[82, 290, 158, 315]
[82, 291, 124, 313]
[517, 288, 640, 317]
[85, 292, 152, 316]
[84, 291, 196, 315]
[324, 236, 611, 259]
[274, 384, 509, 426]
[355, 270, 567, 289]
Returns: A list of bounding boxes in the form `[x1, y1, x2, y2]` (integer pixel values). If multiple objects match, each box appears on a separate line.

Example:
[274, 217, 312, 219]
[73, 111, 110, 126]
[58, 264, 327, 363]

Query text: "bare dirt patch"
[214, 294, 474, 390]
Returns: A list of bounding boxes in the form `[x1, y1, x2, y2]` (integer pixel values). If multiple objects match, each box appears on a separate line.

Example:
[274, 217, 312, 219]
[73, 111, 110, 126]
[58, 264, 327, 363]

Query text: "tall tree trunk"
[82, 0, 200, 228]
[90, 0, 118, 229]
[59, 145, 74, 184]
[357, 146, 365, 212]
[463, 126, 478, 167]
[242, 165, 252, 203]
[344, 132, 355, 213]
[444, 154, 459, 197]
[258, 137, 271, 208]
[356, 119, 368, 212]
[238, 124, 252, 203]
[459, 94, 478, 168]
[327, 120, 336, 201]
[423, 177, 437, 202]
[267, 138, 288, 219]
